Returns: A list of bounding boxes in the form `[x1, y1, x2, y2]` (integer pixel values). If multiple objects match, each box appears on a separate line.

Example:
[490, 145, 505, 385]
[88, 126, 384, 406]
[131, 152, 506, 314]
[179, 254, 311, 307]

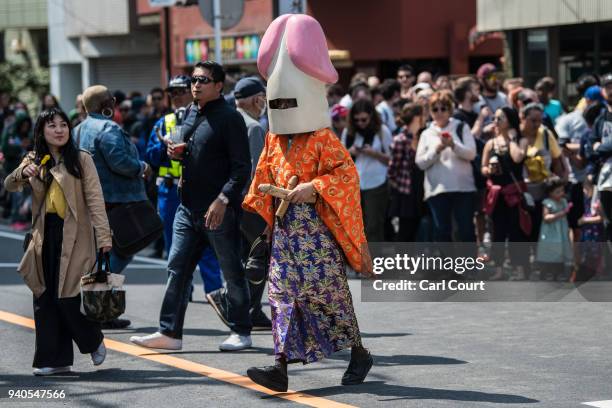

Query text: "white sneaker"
[219, 332, 252, 351]
[91, 341, 106, 366]
[33, 366, 71, 376]
[130, 332, 182, 350]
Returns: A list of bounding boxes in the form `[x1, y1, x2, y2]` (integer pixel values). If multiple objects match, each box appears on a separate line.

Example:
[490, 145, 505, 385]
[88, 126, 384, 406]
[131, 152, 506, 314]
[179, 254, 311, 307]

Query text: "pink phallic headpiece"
[257, 14, 338, 84]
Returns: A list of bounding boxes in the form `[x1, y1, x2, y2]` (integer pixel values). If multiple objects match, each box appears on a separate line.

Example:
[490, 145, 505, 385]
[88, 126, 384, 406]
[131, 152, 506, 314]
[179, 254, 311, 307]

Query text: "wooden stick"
[275, 175, 299, 218]
[257, 183, 317, 203]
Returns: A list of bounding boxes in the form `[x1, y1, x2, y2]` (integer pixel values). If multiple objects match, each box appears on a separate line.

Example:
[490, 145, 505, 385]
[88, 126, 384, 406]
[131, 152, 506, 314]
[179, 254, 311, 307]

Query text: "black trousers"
[491, 198, 529, 267]
[240, 210, 268, 320]
[33, 214, 103, 368]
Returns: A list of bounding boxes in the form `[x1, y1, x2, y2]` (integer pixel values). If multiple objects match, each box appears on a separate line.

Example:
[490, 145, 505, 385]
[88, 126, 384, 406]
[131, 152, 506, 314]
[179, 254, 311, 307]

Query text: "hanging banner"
[185, 34, 261, 65]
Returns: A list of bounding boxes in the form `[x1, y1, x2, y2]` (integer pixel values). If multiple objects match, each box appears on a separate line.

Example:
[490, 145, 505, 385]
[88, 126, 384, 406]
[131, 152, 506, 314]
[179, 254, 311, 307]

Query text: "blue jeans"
[427, 192, 476, 242]
[110, 250, 133, 274]
[159, 187, 222, 294]
[159, 204, 251, 338]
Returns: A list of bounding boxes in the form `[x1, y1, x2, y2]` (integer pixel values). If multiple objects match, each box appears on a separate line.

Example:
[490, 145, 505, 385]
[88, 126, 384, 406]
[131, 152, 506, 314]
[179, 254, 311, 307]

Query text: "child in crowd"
[536, 177, 573, 280]
[574, 178, 605, 281]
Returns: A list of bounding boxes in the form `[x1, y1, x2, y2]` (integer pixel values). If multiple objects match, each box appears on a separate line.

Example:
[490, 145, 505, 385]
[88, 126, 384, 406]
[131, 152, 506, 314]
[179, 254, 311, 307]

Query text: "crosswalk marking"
[0, 309, 356, 408]
[583, 401, 612, 407]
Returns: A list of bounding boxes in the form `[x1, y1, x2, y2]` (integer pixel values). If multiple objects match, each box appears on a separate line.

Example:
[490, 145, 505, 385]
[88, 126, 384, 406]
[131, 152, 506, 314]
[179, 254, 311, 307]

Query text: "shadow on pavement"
[282, 381, 539, 404]
[326, 353, 468, 367]
[125, 326, 229, 337]
[139, 345, 275, 356]
[360, 332, 412, 338]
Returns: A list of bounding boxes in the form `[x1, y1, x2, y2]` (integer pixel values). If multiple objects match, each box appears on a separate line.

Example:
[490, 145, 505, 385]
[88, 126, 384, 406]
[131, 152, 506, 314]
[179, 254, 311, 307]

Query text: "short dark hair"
[397, 64, 414, 76]
[453, 77, 475, 103]
[535, 77, 555, 92]
[576, 73, 599, 95]
[379, 79, 401, 100]
[150, 87, 164, 96]
[400, 102, 423, 127]
[327, 83, 344, 98]
[194, 61, 226, 84]
[545, 176, 566, 195]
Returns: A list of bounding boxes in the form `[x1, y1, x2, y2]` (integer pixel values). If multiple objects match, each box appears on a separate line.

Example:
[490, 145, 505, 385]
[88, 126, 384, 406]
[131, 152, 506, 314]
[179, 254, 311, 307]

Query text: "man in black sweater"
[131, 61, 253, 351]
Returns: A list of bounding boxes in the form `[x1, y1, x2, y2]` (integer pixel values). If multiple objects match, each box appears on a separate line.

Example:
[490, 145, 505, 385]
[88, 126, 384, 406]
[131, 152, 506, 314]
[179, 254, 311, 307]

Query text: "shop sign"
[185, 34, 260, 64]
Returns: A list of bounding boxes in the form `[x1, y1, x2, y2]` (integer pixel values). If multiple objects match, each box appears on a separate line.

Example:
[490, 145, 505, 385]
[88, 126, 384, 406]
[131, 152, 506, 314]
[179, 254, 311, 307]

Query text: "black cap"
[234, 77, 266, 99]
[602, 73, 612, 86]
[166, 75, 191, 91]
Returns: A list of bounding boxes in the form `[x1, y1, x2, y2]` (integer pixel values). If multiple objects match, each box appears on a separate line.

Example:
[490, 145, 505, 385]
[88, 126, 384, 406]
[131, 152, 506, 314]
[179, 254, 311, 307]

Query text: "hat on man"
[330, 104, 348, 120]
[234, 77, 266, 99]
[584, 85, 604, 103]
[166, 75, 191, 91]
[477, 63, 497, 79]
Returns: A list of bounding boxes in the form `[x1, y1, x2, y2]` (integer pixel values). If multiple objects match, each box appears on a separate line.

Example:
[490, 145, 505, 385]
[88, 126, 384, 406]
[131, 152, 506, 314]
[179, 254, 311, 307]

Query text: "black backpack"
[456, 121, 487, 189]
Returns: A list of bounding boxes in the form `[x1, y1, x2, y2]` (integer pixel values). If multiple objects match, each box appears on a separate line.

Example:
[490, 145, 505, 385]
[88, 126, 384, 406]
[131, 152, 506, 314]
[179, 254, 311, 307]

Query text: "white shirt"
[341, 125, 392, 190]
[376, 100, 397, 133]
[415, 118, 477, 199]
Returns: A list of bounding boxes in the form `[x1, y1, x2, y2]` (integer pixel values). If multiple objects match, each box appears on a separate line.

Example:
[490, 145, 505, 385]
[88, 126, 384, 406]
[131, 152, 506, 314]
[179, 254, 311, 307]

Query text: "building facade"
[478, 0, 612, 104]
[139, 0, 502, 88]
[49, 0, 162, 111]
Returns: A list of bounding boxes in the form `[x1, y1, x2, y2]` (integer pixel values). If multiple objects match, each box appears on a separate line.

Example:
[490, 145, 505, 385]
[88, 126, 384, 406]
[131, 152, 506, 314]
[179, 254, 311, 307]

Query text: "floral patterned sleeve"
[311, 129, 368, 273]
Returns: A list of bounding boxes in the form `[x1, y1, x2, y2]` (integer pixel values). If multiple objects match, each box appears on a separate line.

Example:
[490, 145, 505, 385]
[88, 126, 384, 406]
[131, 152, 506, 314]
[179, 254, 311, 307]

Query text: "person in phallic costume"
[242, 14, 374, 392]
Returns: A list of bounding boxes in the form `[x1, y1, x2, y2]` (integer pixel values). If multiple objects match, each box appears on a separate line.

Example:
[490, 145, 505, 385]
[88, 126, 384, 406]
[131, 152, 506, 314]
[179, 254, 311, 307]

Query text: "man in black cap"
[207, 77, 272, 331]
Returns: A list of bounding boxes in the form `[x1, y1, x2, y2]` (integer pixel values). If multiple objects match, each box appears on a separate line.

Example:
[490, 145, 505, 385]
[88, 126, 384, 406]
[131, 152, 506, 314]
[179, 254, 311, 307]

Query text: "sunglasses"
[191, 76, 214, 85]
[353, 116, 370, 123]
[431, 106, 448, 113]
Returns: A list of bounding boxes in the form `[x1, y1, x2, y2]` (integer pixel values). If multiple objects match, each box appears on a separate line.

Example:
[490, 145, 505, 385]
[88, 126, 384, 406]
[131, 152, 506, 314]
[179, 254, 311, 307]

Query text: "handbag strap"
[92, 250, 111, 283]
[508, 171, 525, 193]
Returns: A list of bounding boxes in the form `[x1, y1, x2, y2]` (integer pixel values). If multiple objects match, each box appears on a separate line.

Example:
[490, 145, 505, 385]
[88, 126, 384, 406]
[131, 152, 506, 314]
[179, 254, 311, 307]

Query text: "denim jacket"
[74, 113, 147, 203]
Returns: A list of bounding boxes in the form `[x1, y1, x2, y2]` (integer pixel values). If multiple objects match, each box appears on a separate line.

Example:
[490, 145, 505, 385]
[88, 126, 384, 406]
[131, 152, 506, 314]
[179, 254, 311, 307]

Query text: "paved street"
[0, 227, 611, 408]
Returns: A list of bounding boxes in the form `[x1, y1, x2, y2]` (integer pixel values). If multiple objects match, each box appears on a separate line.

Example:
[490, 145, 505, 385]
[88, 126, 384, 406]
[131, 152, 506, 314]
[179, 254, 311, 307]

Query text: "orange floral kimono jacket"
[243, 128, 369, 273]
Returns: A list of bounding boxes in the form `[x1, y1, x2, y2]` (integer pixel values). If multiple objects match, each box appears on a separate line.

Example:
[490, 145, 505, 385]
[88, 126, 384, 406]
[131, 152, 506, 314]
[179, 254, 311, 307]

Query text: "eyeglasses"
[397, 74, 413, 79]
[152, 96, 163, 101]
[191, 76, 214, 85]
[431, 106, 448, 113]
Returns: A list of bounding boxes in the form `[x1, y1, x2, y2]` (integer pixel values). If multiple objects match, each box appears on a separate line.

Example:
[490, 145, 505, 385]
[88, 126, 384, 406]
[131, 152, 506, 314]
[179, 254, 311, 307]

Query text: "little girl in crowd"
[574, 178, 605, 281]
[536, 177, 573, 280]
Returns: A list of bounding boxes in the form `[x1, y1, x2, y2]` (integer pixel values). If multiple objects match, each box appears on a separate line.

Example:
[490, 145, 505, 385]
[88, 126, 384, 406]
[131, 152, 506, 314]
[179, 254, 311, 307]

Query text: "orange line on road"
[0, 310, 355, 408]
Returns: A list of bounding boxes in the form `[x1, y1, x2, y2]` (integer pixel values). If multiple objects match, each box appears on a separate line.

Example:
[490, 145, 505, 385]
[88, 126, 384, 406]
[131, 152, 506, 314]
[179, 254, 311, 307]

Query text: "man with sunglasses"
[131, 61, 253, 352]
[474, 63, 508, 125]
[143, 75, 224, 301]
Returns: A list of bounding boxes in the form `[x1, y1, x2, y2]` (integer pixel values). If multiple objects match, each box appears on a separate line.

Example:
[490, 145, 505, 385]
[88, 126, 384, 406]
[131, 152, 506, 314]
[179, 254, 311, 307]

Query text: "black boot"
[247, 360, 288, 392]
[341, 347, 373, 385]
[101, 318, 131, 330]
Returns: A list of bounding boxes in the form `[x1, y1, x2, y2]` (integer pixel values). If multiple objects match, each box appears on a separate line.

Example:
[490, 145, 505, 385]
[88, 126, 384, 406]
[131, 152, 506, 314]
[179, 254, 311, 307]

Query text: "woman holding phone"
[341, 99, 392, 242]
[416, 90, 478, 242]
[4, 108, 112, 376]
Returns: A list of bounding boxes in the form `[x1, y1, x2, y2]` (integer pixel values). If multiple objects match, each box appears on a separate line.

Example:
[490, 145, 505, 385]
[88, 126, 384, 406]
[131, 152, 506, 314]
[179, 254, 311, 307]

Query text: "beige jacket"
[4, 152, 112, 298]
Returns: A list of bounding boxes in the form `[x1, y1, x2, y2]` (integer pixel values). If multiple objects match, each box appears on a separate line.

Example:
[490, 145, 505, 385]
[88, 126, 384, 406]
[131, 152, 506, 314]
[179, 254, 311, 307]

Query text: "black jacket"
[179, 96, 250, 213]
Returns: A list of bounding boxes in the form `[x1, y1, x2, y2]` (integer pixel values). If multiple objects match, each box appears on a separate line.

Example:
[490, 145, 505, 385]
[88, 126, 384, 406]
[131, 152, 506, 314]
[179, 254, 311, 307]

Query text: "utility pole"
[213, 0, 222, 63]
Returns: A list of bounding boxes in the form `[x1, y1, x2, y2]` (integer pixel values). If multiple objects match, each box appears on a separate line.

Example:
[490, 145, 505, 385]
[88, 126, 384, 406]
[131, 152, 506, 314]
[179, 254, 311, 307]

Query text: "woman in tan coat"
[4, 108, 112, 376]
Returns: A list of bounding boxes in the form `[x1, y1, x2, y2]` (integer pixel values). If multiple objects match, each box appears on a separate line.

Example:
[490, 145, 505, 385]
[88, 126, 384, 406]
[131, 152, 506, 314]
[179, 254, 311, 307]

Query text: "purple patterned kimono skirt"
[269, 203, 361, 364]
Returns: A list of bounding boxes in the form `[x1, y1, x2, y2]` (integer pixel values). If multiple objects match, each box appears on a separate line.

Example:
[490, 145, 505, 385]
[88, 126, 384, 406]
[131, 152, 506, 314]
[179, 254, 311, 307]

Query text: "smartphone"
[441, 131, 451, 139]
